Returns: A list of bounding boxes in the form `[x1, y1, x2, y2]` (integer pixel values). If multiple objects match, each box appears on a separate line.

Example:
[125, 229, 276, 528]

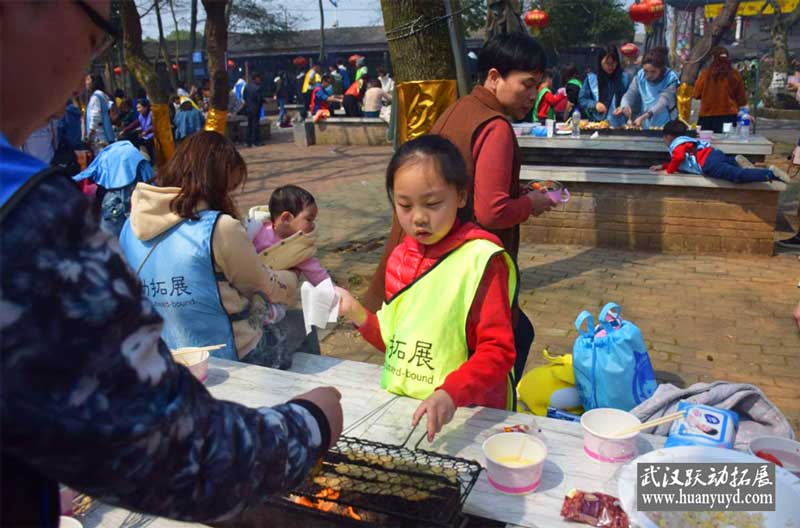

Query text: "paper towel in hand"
[301, 278, 339, 334]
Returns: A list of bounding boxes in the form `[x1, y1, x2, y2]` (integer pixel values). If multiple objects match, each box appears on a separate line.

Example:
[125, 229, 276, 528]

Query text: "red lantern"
[620, 43, 639, 58]
[292, 56, 308, 67]
[226, 59, 235, 69]
[113, 66, 122, 76]
[628, 2, 651, 24]
[523, 9, 549, 36]
[646, 0, 664, 21]
[171, 63, 179, 72]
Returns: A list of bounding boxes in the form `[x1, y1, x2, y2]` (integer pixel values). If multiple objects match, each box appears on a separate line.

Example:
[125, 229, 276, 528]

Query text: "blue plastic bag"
[572, 302, 657, 411]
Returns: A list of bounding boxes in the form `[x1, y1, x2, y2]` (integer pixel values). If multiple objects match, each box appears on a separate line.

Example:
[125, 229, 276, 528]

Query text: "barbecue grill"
[277, 435, 483, 528]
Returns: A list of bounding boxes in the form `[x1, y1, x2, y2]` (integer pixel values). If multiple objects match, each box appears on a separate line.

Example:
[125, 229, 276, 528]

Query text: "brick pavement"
[236, 137, 800, 434]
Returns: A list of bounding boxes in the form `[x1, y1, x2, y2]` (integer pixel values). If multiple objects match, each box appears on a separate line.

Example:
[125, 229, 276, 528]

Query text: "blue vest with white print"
[638, 68, 679, 128]
[668, 136, 710, 175]
[585, 72, 629, 127]
[119, 210, 238, 360]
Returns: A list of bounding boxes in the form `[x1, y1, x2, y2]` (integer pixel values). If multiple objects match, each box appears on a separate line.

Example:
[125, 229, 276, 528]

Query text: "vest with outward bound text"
[119, 210, 239, 360]
[377, 239, 517, 409]
[668, 135, 710, 175]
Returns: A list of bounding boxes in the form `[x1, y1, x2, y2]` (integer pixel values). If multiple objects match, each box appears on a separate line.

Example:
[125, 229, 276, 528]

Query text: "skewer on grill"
[313, 474, 433, 502]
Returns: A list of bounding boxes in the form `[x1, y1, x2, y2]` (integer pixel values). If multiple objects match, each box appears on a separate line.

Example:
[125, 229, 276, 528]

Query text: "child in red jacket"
[534, 70, 567, 124]
[336, 135, 517, 442]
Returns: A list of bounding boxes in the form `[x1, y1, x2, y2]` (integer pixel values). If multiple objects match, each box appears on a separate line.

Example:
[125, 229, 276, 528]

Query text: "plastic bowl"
[59, 517, 83, 528]
[581, 408, 641, 463]
[171, 348, 210, 383]
[512, 124, 533, 137]
[482, 432, 547, 495]
[748, 436, 800, 477]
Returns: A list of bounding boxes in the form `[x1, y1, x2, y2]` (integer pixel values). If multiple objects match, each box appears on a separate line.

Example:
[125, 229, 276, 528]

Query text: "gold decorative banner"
[151, 103, 175, 168]
[395, 80, 458, 146]
[705, 0, 798, 18]
[204, 107, 227, 135]
[677, 82, 693, 124]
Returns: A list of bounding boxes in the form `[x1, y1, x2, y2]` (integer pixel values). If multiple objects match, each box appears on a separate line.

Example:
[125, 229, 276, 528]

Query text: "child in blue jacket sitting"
[650, 120, 790, 184]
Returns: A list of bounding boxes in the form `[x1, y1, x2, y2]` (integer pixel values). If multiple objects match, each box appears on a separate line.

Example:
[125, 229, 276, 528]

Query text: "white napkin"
[300, 278, 340, 335]
[590, 131, 599, 139]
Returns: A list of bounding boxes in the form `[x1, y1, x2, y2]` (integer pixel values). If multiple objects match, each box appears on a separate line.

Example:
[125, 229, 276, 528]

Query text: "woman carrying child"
[120, 131, 316, 368]
[338, 136, 517, 442]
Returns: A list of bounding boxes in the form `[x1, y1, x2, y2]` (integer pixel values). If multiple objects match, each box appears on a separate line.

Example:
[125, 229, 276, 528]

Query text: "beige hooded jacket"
[127, 183, 298, 358]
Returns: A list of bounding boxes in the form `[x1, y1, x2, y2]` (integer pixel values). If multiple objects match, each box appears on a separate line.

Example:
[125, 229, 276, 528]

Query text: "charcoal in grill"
[289, 435, 483, 527]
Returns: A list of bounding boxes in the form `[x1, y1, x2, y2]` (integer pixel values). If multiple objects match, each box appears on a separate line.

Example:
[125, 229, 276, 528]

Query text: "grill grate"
[288, 435, 482, 527]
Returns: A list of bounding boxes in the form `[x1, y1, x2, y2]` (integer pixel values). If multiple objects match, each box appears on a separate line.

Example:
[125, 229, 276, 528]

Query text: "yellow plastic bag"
[517, 349, 583, 416]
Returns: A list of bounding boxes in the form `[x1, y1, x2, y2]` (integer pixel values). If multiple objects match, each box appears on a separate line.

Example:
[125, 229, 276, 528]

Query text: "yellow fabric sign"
[705, 0, 798, 18]
[204, 107, 227, 135]
[395, 80, 458, 146]
[677, 82, 693, 123]
[151, 103, 175, 168]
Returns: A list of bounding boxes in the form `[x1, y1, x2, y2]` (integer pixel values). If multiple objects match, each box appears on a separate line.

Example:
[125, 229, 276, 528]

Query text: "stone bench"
[224, 116, 271, 144]
[520, 165, 786, 256]
[312, 117, 389, 146]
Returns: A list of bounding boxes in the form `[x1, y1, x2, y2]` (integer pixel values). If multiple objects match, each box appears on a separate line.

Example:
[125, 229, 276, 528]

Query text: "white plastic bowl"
[749, 436, 800, 477]
[581, 408, 641, 463]
[59, 517, 83, 528]
[482, 432, 547, 495]
[171, 348, 210, 383]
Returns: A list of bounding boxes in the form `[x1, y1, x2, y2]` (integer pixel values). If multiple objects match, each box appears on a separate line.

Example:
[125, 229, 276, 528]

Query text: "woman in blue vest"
[615, 46, 679, 129]
[119, 131, 316, 367]
[578, 44, 630, 127]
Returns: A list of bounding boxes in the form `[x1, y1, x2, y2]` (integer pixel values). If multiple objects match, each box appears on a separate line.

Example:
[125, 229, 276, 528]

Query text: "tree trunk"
[202, 0, 230, 132]
[380, 0, 456, 82]
[155, 0, 178, 90]
[121, 0, 175, 166]
[168, 0, 182, 85]
[769, 0, 800, 77]
[679, 0, 740, 85]
[318, 0, 325, 64]
[188, 0, 198, 86]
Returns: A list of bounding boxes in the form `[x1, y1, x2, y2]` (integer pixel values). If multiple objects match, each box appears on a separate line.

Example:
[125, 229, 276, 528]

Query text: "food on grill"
[313, 474, 433, 502]
[581, 120, 609, 131]
[338, 450, 459, 483]
[560, 489, 629, 528]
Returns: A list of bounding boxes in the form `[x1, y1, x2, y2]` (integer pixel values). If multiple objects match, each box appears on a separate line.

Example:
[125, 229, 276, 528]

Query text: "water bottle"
[571, 109, 581, 138]
[739, 108, 751, 138]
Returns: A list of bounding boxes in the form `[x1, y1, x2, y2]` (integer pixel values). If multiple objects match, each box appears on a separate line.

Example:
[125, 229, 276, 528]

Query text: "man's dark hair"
[377, 67, 387, 76]
[336, 58, 344, 66]
[269, 185, 316, 218]
[321, 74, 332, 84]
[663, 119, 688, 138]
[477, 32, 547, 82]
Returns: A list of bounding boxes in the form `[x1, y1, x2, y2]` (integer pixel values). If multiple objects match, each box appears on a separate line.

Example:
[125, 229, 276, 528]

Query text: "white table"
[81, 354, 665, 528]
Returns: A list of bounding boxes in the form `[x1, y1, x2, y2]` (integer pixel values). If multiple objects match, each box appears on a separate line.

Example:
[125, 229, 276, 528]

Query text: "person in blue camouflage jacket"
[0, 2, 343, 526]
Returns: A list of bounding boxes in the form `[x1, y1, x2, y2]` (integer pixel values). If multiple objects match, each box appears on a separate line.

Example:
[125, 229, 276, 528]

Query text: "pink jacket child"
[252, 185, 330, 287]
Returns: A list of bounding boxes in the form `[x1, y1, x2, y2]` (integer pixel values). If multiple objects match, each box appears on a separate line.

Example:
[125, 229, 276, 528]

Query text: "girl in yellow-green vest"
[336, 135, 518, 442]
